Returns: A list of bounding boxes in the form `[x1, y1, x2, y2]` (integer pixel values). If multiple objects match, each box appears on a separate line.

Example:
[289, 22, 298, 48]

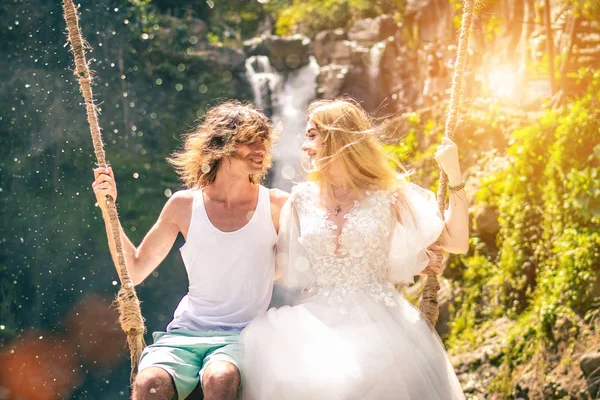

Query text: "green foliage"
[570, 0, 600, 19]
[445, 70, 600, 391]
[385, 105, 513, 191]
[487, 312, 543, 394]
[493, 117, 555, 313]
[384, 111, 445, 189]
[450, 0, 501, 33]
[446, 252, 503, 348]
[274, 0, 404, 36]
[533, 72, 600, 332]
[150, 0, 277, 43]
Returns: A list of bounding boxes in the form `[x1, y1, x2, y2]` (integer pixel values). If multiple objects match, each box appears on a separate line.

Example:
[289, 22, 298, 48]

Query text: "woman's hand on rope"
[420, 244, 444, 275]
[434, 137, 462, 185]
[92, 166, 118, 211]
[435, 137, 470, 255]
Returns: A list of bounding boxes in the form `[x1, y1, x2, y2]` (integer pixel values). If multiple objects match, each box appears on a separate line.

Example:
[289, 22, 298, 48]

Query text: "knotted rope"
[419, 0, 476, 326]
[62, 0, 146, 382]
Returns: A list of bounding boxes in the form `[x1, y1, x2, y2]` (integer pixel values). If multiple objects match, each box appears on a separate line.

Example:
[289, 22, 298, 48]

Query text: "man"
[92, 101, 288, 400]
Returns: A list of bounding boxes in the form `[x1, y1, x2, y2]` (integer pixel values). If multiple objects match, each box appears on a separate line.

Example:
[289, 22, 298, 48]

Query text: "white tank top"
[166, 185, 277, 332]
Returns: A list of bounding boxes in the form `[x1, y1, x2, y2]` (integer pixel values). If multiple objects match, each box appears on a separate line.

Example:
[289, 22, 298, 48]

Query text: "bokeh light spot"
[281, 165, 296, 180]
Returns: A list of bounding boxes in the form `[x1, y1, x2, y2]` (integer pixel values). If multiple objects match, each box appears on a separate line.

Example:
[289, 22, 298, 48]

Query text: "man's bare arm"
[93, 167, 187, 285]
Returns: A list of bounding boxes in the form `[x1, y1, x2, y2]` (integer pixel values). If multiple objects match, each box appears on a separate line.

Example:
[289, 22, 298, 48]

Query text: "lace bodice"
[278, 181, 445, 308]
[291, 182, 400, 305]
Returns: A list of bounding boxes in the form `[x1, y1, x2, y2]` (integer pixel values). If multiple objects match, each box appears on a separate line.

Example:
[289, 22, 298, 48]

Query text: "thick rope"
[62, 0, 146, 383]
[419, 0, 476, 326]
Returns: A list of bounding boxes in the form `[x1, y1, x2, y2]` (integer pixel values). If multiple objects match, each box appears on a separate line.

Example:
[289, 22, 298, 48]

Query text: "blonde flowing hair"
[168, 101, 275, 188]
[306, 97, 408, 204]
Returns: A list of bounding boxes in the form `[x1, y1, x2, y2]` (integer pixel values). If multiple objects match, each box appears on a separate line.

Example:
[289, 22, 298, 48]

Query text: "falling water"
[245, 56, 280, 113]
[246, 56, 320, 191]
[369, 41, 385, 81]
[368, 41, 385, 102]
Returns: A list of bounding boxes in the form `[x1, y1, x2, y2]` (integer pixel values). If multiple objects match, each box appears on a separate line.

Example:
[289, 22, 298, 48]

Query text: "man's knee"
[133, 367, 176, 400]
[202, 361, 240, 397]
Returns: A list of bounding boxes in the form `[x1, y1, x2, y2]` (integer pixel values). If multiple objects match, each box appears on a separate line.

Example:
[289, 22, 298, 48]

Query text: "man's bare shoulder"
[162, 189, 195, 217]
[168, 189, 195, 203]
[269, 188, 289, 209]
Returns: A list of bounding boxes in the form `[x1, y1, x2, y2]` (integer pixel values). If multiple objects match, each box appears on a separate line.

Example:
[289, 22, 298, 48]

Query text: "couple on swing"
[92, 97, 468, 400]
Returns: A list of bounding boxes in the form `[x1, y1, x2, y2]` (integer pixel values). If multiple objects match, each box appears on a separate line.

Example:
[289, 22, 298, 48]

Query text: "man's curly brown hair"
[167, 101, 276, 188]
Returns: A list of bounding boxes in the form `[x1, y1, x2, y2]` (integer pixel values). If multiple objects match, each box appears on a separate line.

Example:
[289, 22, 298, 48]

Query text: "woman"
[241, 98, 468, 399]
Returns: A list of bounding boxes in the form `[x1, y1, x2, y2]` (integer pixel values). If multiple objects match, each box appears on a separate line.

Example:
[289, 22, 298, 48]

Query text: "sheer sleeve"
[270, 194, 315, 307]
[386, 182, 445, 284]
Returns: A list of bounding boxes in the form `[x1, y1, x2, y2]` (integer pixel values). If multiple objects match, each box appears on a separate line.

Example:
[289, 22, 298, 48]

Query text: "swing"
[61, 0, 475, 383]
[419, 0, 476, 326]
[62, 0, 146, 382]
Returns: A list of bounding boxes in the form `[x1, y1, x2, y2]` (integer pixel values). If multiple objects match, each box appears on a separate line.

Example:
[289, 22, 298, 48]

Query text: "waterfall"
[245, 56, 280, 113]
[368, 41, 385, 103]
[369, 41, 385, 82]
[245, 55, 320, 191]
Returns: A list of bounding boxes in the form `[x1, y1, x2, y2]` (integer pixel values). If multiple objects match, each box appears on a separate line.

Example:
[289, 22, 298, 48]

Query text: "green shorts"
[138, 329, 241, 400]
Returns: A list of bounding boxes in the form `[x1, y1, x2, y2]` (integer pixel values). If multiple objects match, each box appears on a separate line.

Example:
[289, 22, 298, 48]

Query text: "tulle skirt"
[240, 288, 465, 400]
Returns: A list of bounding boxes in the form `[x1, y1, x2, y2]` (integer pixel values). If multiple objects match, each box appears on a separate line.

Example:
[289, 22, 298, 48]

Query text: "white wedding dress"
[240, 181, 465, 400]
